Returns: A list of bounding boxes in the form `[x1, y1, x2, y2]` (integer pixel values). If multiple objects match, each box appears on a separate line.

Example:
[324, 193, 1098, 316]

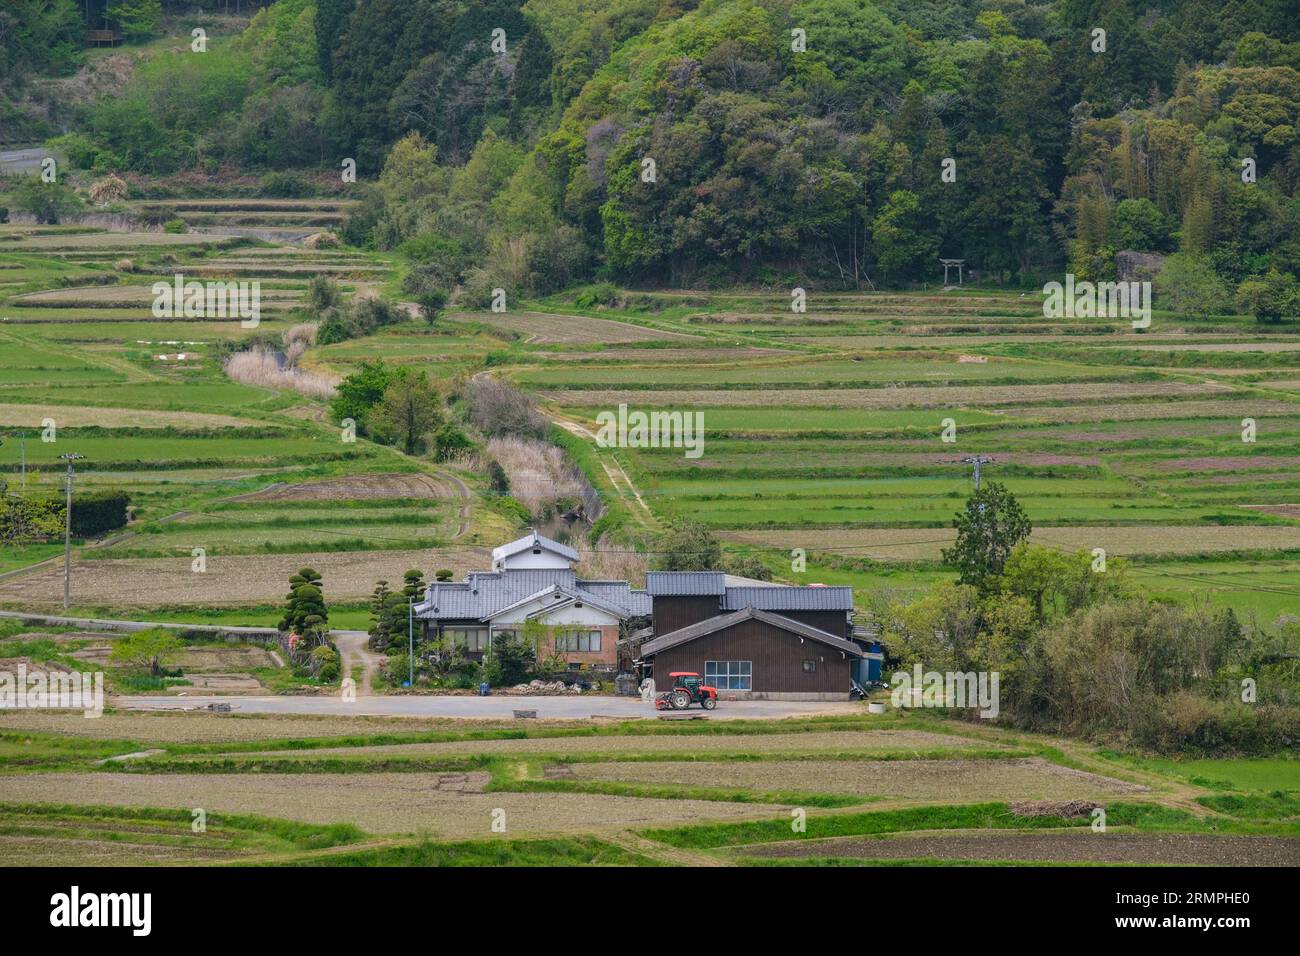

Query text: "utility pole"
[59, 453, 84, 610]
[408, 594, 414, 687]
[19, 435, 25, 489]
[962, 455, 993, 491]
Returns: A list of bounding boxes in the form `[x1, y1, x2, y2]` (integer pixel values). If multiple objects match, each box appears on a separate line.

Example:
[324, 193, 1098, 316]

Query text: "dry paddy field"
[740, 832, 1300, 866]
[548, 381, 1223, 409]
[721, 526, 1300, 560]
[565, 757, 1148, 803]
[0, 772, 782, 837]
[242, 472, 458, 501]
[0, 547, 489, 606]
[226, 729, 995, 760]
[0, 403, 255, 429]
[14, 285, 303, 308]
[455, 310, 698, 344]
[994, 398, 1297, 423]
[0, 710, 530, 743]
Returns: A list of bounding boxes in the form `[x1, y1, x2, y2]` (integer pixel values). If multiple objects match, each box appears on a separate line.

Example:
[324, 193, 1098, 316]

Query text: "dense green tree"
[280, 567, 329, 643]
[109, 628, 181, 676]
[107, 0, 161, 41]
[942, 482, 1032, 591]
[369, 371, 443, 454]
[314, 0, 355, 81]
[872, 190, 938, 281]
[330, 359, 396, 431]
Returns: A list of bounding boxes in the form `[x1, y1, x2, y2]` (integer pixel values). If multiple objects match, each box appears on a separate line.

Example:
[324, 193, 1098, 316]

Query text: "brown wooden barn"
[639, 572, 870, 700]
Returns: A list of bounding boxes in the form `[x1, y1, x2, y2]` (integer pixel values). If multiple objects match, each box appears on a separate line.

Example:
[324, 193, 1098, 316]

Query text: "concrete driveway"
[115, 693, 861, 721]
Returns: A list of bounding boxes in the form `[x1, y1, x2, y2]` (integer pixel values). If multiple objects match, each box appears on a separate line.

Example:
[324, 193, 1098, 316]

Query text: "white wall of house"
[494, 549, 573, 572]
[492, 599, 618, 627]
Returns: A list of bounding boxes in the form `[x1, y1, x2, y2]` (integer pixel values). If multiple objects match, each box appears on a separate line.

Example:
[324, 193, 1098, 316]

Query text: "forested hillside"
[4, 0, 1298, 305]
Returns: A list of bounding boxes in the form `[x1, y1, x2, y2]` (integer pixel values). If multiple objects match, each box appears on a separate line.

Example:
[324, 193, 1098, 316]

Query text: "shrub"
[317, 297, 405, 345]
[307, 276, 342, 313]
[489, 495, 533, 527]
[460, 266, 515, 310]
[432, 423, 474, 461]
[487, 460, 510, 495]
[39, 489, 130, 537]
[13, 178, 83, 224]
[163, 218, 187, 234]
[574, 281, 620, 308]
[1236, 269, 1300, 324]
[482, 631, 536, 686]
[1157, 253, 1232, 317]
[311, 645, 341, 683]
[259, 171, 313, 198]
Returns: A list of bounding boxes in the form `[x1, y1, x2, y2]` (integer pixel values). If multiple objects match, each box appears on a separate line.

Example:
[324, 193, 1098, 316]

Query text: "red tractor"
[654, 672, 718, 711]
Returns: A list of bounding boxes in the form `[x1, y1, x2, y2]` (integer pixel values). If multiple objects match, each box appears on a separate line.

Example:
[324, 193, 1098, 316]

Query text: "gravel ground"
[228, 729, 997, 759]
[741, 831, 1300, 866]
[568, 758, 1147, 801]
[0, 772, 784, 837]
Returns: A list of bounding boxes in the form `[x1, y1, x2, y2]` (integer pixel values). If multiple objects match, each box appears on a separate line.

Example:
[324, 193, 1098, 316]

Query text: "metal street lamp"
[59, 453, 85, 610]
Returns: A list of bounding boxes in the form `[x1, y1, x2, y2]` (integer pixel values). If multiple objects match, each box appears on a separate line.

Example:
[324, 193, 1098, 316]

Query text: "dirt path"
[332, 630, 382, 696]
[550, 414, 655, 526]
[602, 830, 728, 867]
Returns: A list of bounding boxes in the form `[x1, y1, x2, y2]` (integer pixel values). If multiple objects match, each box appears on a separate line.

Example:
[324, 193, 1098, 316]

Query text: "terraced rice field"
[455, 309, 700, 344]
[6, 704, 1288, 866]
[492, 288, 1300, 620]
[0, 210, 502, 617]
[0, 771, 779, 837]
[566, 757, 1147, 802]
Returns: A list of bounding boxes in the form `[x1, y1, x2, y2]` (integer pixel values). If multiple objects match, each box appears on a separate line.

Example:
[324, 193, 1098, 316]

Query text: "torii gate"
[940, 258, 965, 286]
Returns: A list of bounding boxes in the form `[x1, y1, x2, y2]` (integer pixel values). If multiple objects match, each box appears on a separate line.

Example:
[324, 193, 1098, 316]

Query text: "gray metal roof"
[492, 529, 579, 564]
[645, 571, 726, 596]
[723, 585, 854, 612]
[646, 573, 853, 611]
[415, 568, 648, 621]
[641, 607, 864, 657]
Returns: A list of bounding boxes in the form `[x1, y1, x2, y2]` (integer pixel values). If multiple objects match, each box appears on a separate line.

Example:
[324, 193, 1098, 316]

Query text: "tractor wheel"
[701, 696, 717, 711]
[671, 691, 691, 710]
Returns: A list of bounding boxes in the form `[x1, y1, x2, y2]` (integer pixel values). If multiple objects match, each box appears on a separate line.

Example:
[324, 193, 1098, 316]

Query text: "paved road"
[115, 693, 860, 721]
[0, 146, 46, 175]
